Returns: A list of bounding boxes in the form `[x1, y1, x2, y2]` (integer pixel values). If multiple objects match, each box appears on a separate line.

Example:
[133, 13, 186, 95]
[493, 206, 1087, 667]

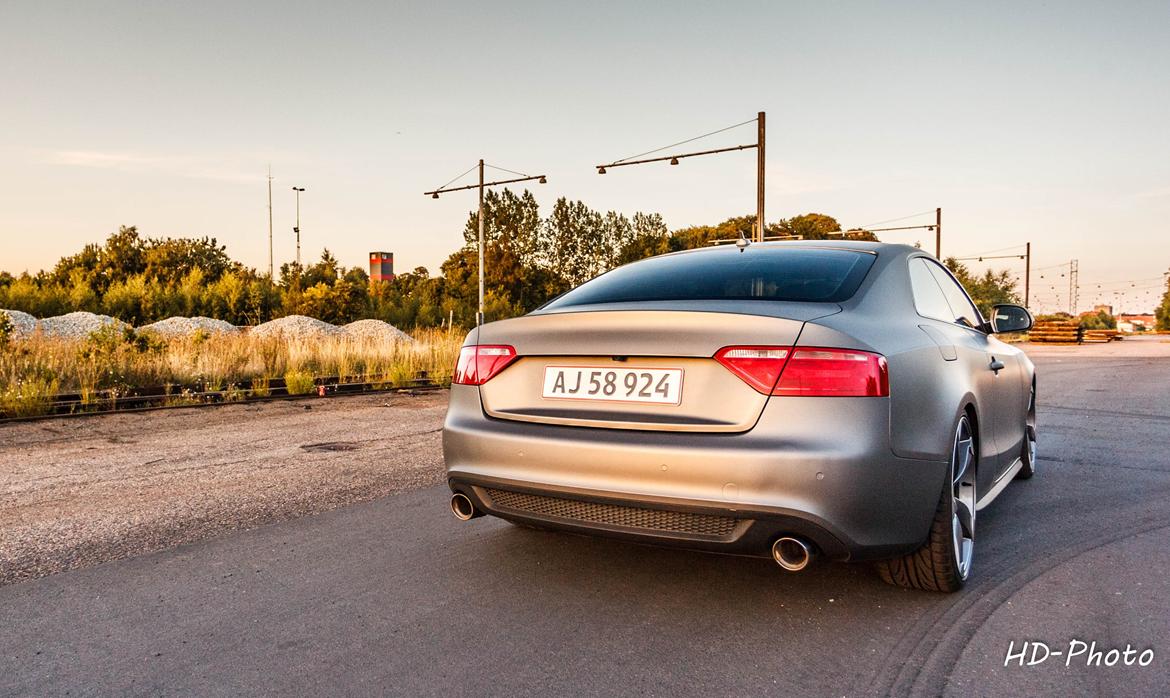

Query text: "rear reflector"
[774, 348, 889, 397]
[715, 345, 888, 397]
[453, 345, 518, 386]
[714, 346, 791, 394]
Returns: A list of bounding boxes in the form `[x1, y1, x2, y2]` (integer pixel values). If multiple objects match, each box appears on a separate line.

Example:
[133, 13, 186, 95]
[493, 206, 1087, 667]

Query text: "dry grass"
[0, 326, 464, 416]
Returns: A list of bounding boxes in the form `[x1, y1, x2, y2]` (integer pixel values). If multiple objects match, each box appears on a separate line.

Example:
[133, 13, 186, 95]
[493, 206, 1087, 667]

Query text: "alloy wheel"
[1026, 382, 1038, 469]
[951, 417, 977, 579]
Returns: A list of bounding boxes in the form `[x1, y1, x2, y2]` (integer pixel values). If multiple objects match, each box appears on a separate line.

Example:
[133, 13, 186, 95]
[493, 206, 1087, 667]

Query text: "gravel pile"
[341, 319, 413, 343]
[139, 316, 239, 337]
[38, 312, 129, 339]
[250, 314, 343, 339]
[0, 309, 38, 339]
[3, 310, 411, 342]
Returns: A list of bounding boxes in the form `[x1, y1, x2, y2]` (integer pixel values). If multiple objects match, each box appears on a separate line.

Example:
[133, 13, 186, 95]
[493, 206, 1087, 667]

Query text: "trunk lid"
[475, 303, 839, 432]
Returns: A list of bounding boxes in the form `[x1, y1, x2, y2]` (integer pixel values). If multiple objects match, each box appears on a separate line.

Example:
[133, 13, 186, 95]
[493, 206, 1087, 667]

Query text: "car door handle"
[989, 358, 1005, 373]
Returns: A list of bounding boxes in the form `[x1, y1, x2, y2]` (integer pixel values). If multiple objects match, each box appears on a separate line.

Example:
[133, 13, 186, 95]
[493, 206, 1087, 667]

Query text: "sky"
[1, 0, 1168, 313]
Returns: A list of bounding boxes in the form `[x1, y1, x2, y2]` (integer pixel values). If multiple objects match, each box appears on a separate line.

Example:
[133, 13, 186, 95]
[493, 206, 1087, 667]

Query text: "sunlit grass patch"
[0, 326, 464, 416]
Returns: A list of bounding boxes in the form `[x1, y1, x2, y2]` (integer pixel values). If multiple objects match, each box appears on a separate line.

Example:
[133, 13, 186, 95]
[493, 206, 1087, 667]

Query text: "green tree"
[445, 189, 562, 318]
[1156, 270, 1170, 331]
[542, 198, 606, 288]
[1080, 309, 1116, 330]
[141, 236, 234, 286]
[300, 249, 342, 289]
[945, 258, 1020, 316]
[616, 212, 672, 265]
[671, 215, 756, 249]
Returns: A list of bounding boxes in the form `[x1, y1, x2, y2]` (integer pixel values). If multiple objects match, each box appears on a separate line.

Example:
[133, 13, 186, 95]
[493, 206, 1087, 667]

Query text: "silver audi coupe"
[443, 241, 1037, 591]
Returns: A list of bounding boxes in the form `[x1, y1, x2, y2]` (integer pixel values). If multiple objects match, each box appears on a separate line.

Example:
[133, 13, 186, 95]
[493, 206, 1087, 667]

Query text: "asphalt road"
[3, 338, 1169, 696]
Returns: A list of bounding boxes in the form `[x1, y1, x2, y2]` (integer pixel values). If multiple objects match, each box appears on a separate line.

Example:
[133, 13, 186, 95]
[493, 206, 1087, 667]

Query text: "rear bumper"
[443, 384, 947, 562]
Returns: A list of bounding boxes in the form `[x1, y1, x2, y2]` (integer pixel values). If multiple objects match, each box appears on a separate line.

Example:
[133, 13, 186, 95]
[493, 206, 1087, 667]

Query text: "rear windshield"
[543, 246, 877, 308]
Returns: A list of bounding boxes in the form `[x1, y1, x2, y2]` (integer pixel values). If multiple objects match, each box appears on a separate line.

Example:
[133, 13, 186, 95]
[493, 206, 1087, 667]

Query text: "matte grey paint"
[443, 241, 1035, 562]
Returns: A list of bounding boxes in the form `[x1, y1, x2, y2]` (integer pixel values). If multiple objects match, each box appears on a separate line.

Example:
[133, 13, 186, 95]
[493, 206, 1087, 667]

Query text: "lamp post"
[292, 186, 305, 267]
[267, 166, 274, 280]
[425, 162, 547, 325]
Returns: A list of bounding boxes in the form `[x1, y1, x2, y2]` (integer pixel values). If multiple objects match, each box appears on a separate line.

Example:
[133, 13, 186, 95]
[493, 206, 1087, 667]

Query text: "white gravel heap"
[0, 309, 38, 339]
[39, 311, 129, 339]
[139, 316, 240, 337]
[250, 314, 343, 338]
[341, 319, 413, 343]
[2, 310, 410, 343]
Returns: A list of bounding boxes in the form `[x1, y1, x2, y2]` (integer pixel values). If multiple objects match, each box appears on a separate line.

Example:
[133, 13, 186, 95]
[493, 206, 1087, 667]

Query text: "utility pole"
[597, 113, 765, 243]
[292, 186, 305, 267]
[267, 166, 274, 280]
[478, 159, 485, 326]
[1024, 242, 1031, 308]
[1069, 259, 1079, 315]
[757, 112, 766, 242]
[935, 208, 942, 258]
[425, 163, 548, 326]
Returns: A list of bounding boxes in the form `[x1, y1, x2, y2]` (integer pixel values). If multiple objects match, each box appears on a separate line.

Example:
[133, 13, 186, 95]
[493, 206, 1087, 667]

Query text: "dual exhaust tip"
[453, 492, 813, 572]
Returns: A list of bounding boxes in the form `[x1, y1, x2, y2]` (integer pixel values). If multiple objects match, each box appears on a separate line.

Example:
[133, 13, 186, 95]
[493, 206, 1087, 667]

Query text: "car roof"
[653, 239, 924, 259]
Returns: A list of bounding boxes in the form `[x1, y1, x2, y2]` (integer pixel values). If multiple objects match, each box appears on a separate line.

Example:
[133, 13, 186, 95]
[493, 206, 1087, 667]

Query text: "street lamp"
[292, 186, 305, 266]
[425, 161, 548, 326]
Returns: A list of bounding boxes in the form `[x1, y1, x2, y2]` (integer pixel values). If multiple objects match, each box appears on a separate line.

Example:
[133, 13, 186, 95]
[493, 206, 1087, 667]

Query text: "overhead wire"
[431, 163, 479, 192]
[610, 118, 757, 164]
[858, 210, 937, 228]
[485, 163, 530, 178]
[952, 244, 1028, 258]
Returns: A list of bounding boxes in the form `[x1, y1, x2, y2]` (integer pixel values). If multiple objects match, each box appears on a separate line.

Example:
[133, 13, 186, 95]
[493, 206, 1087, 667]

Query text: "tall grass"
[0, 326, 464, 416]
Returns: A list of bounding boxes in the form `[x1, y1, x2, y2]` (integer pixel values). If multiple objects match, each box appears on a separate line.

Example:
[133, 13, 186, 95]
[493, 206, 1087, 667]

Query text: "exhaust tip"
[450, 492, 477, 521]
[772, 536, 813, 572]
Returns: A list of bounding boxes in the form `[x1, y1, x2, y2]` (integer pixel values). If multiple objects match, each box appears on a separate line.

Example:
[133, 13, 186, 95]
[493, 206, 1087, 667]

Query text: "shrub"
[284, 368, 316, 395]
[0, 375, 59, 417]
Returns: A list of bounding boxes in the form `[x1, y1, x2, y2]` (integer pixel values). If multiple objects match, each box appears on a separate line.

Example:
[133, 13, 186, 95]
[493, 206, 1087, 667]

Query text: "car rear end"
[443, 243, 947, 564]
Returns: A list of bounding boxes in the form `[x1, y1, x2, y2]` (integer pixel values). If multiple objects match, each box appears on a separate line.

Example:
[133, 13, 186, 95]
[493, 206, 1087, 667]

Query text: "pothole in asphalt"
[300, 442, 360, 452]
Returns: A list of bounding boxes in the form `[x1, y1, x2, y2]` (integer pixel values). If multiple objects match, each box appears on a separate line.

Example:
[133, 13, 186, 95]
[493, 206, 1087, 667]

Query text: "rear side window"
[909, 258, 954, 321]
[543, 247, 876, 308]
[924, 262, 983, 328]
[909, 257, 983, 328]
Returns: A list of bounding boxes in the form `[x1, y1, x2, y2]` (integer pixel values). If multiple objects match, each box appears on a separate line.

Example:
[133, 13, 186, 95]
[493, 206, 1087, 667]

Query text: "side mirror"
[990, 304, 1033, 333]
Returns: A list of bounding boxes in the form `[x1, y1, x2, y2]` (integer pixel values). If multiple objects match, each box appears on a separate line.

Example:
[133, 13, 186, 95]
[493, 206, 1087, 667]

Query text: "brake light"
[452, 345, 518, 385]
[774, 348, 888, 397]
[714, 346, 791, 394]
[714, 345, 888, 397]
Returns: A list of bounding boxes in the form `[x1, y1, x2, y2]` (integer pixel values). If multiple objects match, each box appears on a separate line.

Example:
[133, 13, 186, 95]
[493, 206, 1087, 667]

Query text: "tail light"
[775, 348, 888, 396]
[714, 346, 791, 394]
[715, 346, 888, 397]
[453, 345, 517, 385]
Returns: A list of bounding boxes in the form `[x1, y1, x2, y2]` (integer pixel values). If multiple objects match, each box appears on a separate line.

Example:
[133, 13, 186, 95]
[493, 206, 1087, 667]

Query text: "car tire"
[878, 415, 977, 593]
[1016, 379, 1037, 480]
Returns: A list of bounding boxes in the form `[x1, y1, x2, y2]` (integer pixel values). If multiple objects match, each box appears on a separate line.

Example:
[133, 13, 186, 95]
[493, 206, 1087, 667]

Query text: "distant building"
[1117, 314, 1156, 333]
[369, 252, 395, 282]
[1093, 304, 1113, 316]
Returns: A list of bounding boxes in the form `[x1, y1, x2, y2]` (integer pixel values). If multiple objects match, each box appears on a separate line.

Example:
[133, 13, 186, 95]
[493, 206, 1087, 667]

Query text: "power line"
[1079, 275, 1167, 288]
[485, 163, 530, 178]
[610, 118, 757, 165]
[1031, 261, 1075, 273]
[858, 209, 937, 228]
[431, 163, 480, 192]
[952, 244, 1028, 258]
[596, 112, 767, 243]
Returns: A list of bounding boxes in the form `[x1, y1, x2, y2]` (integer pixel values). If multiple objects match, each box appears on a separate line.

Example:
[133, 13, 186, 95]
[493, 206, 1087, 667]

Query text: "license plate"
[541, 366, 683, 405]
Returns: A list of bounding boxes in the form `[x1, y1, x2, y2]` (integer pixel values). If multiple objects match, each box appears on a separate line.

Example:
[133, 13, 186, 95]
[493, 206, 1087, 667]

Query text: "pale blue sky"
[2, 0, 1168, 312]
